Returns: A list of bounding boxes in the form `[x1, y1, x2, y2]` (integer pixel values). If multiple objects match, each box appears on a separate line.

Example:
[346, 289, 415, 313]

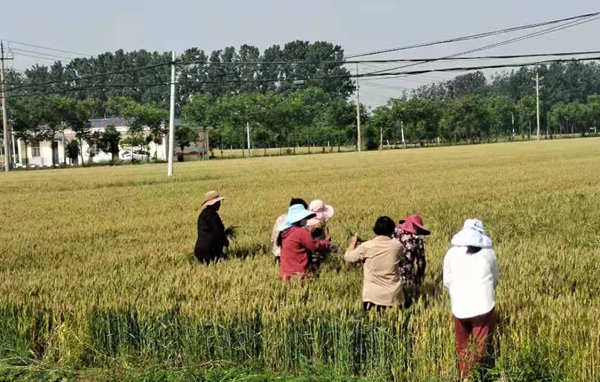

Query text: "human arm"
[415, 238, 426, 285]
[209, 212, 228, 247]
[490, 250, 499, 288]
[298, 228, 330, 253]
[344, 235, 366, 264]
[442, 251, 452, 290]
[271, 217, 284, 256]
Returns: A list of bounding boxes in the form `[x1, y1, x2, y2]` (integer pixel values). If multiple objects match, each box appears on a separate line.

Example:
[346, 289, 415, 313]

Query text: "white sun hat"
[451, 219, 493, 248]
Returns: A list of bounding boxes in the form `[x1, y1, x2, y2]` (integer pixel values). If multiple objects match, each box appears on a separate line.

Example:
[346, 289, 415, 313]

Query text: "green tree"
[107, 97, 167, 163]
[9, 98, 44, 168]
[440, 96, 489, 142]
[549, 102, 567, 135]
[97, 126, 122, 164]
[586, 94, 600, 133]
[142, 107, 168, 162]
[62, 99, 96, 165]
[174, 125, 198, 154]
[39, 97, 70, 168]
[323, 98, 356, 151]
[368, 105, 393, 149]
[517, 96, 537, 138]
[392, 98, 442, 145]
[564, 102, 586, 135]
[486, 96, 516, 139]
[363, 125, 379, 151]
[86, 131, 101, 164]
[66, 140, 80, 163]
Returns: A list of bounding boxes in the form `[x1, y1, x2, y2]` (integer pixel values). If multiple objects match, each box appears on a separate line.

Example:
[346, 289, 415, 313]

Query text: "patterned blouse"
[393, 228, 426, 286]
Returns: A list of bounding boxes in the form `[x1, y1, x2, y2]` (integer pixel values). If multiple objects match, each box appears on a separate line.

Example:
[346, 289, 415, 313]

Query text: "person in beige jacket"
[344, 216, 404, 311]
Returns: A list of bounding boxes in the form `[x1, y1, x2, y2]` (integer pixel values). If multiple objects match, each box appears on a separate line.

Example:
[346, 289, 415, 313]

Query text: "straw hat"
[306, 200, 335, 227]
[203, 190, 225, 206]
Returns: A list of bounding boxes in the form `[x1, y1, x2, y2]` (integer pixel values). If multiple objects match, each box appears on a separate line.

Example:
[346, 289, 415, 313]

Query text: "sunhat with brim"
[203, 191, 225, 206]
[279, 204, 316, 231]
[306, 200, 335, 227]
[398, 214, 430, 235]
[462, 219, 486, 233]
[451, 219, 492, 248]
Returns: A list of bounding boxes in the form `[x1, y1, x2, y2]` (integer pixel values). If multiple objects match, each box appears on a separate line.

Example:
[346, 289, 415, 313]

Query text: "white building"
[2, 118, 209, 168]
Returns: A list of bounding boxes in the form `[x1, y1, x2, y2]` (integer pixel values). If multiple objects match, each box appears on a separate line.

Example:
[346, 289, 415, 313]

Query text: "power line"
[361, 15, 600, 78]
[346, 11, 600, 59]
[361, 82, 417, 91]
[0, 38, 89, 57]
[12, 52, 73, 63]
[348, 50, 600, 64]
[8, 48, 600, 92]
[4, 61, 172, 92]
[5, 56, 600, 101]
[358, 56, 600, 79]
[447, 15, 600, 64]
[12, 48, 77, 61]
[174, 49, 600, 67]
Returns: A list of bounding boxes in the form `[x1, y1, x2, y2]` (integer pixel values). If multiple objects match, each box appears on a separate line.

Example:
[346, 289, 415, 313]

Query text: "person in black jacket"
[195, 191, 229, 264]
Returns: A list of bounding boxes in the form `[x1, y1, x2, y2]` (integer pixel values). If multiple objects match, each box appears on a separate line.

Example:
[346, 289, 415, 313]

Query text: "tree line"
[5, 41, 355, 114]
[368, 92, 600, 148]
[366, 62, 600, 146]
[3, 42, 600, 166]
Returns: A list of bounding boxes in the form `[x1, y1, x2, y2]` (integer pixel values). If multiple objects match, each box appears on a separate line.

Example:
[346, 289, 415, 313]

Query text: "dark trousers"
[403, 284, 420, 309]
[453, 308, 495, 379]
[363, 301, 388, 312]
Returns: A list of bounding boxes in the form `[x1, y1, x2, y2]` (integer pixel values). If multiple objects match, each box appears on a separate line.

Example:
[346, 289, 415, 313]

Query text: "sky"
[2, 0, 600, 108]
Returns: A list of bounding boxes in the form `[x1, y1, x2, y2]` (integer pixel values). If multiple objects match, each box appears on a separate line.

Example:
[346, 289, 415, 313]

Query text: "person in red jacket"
[277, 204, 331, 281]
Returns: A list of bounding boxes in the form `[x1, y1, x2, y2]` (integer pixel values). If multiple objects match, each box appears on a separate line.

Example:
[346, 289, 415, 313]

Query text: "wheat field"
[0, 139, 599, 381]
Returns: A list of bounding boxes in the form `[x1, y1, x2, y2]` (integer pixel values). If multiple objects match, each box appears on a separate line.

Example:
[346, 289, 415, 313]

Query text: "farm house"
[4, 118, 210, 168]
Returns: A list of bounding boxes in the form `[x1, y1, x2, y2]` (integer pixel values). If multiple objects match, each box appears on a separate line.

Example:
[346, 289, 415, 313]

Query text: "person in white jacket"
[443, 219, 499, 379]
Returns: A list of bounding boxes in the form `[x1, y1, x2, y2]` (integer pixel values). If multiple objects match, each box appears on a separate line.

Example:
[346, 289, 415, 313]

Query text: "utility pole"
[511, 113, 515, 139]
[355, 64, 361, 153]
[401, 121, 406, 149]
[534, 72, 543, 141]
[1, 41, 13, 172]
[167, 51, 176, 177]
[246, 121, 251, 157]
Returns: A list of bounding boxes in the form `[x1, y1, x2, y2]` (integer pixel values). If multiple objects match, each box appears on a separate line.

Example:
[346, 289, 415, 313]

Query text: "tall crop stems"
[0, 139, 599, 381]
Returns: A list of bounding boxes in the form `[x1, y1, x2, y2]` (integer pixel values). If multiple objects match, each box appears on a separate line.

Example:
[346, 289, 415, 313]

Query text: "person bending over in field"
[277, 204, 331, 282]
[443, 219, 499, 380]
[305, 199, 337, 272]
[344, 216, 404, 312]
[271, 197, 309, 265]
[194, 191, 231, 265]
[393, 214, 430, 309]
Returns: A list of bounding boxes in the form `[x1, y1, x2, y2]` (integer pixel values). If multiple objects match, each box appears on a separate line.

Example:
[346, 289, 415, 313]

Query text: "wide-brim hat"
[307, 200, 335, 227]
[398, 214, 430, 235]
[203, 190, 225, 206]
[451, 219, 492, 248]
[279, 204, 316, 232]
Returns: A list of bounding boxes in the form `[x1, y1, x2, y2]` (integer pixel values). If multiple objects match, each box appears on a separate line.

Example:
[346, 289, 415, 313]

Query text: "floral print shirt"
[393, 228, 426, 286]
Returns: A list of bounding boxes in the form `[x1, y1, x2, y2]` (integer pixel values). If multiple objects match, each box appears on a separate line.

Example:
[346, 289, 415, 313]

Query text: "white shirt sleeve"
[443, 250, 453, 290]
[490, 250, 499, 288]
